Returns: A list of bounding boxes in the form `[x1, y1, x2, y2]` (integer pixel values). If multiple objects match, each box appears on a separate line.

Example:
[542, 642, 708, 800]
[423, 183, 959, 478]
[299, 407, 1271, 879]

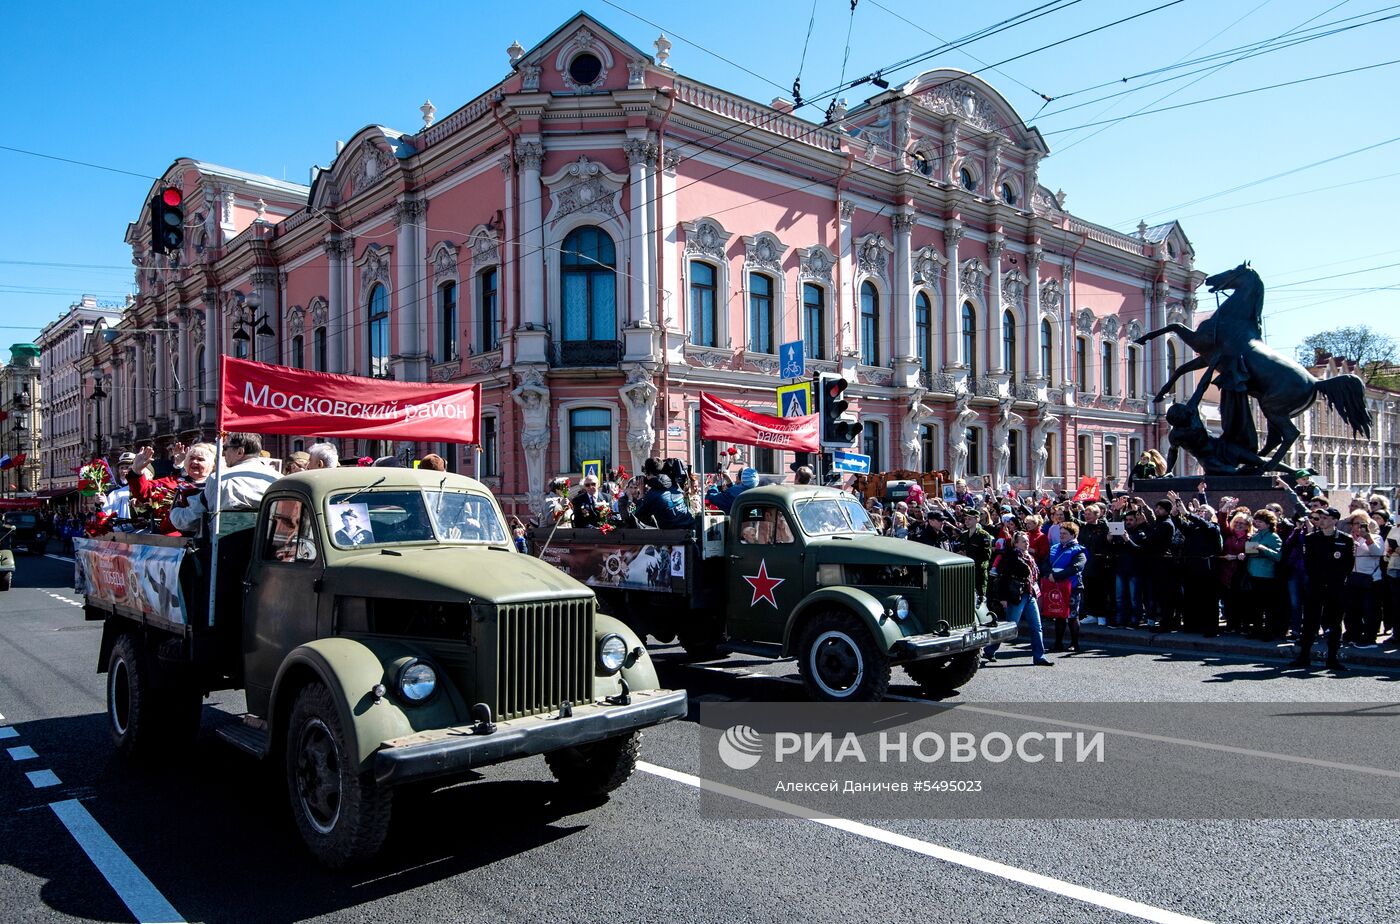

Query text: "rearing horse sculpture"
[1136, 262, 1372, 474]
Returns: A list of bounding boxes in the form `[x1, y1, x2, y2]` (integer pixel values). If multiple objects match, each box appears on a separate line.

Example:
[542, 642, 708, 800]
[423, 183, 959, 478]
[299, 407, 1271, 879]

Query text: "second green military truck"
[536, 484, 1013, 702]
[76, 468, 686, 867]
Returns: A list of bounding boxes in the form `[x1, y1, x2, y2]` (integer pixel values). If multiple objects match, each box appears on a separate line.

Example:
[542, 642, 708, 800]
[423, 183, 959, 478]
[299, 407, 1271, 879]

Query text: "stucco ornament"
[352, 144, 395, 195]
[512, 368, 552, 519]
[1001, 268, 1028, 308]
[920, 82, 1001, 132]
[959, 258, 989, 300]
[1039, 278, 1063, 313]
[1102, 315, 1120, 339]
[744, 232, 785, 272]
[799, 246, 835, 285]
[432, 243, 459, 280]
[309, 297, 328, 328]
[912, 245, 947, 286]
[546, 156, 624, 226]
[947, 387, 979, 481]
[1076, 307, 1096, 334]
[684, 218, 730, 260]
[360, 246, 391, 293]
[555, 27, 614, 91]
[287, 305, 306, 333]
[618, 366, 658, 474]
[856, 234, 892, 281]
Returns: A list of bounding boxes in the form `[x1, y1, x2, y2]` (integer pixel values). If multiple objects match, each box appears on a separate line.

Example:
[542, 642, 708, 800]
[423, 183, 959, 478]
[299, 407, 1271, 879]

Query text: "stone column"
[133, 336, 148, 427]
[1151, 279, 1170, 397]
[837, 199, 856, 376]
[151, 328, 168, 420]
[624, 138, 656, 361]
[201, 290, 219, 425]
[943, 222, 964, 368]
[325, 236, 351, 374]
[498, 154, 516, 355]
[987, 235, 1006, 376]
[1026, 248, 1043, 380]
[515, 140, 549, 365]
[892, 210, 916, 379]
[175, 307, 192, 414]
[392, 198, 427, 381]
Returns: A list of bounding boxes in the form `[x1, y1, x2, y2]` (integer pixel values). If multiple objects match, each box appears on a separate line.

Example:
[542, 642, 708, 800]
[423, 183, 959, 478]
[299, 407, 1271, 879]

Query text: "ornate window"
[1167, 340, 1181, 400]
[1008, 429, 1022, 477]
[962, 301, 978, 379]
[478, 269, 499, 352]
[920, 423, 940, 472]
[1103, 436, 1119, 484]
[1077, 434, 1093, 476]
[314, 327, 327, 372]
[438, 281, 457, 361]
[290, 334, 304, 370]
[967, 426, 982, 475]
[749, 273, 774, 354]
[480, 414, 499, 478]
[1101, 341, 1116, 395]
[803, 283, 825, 361]
[1002, 309, 1017, 379]
[860, 281, 880, 366]
[959, 166, 977, 192]
[367, 283, 390, 377]
[862, 420, 882, 471]
[689, 260, 718, 347]
[1127, 346, 1140, 399]
[195, 347, 205, 401]
[1000, 182, 1018, 206]
[1040, 319, 1053, 381]
[568, 407, 611, 473]
[1075, 336, 1088, 392]
[561, 226, 616, 342]
[1045, 431, 1060, 477]
[915, 291, 932, 371]
[913, 152, 934, 177]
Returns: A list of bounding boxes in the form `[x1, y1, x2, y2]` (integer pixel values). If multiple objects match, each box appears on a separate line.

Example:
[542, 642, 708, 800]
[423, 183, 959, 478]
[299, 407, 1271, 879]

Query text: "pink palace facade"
[82, 12, 1204, 517]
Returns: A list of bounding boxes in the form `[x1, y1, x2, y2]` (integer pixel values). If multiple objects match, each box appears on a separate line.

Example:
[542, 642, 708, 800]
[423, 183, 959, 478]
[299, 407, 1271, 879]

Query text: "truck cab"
[79, 468, 686, 868]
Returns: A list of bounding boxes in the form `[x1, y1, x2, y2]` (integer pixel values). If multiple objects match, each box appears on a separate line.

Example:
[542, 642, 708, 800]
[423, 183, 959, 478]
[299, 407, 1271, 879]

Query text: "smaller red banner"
[220, 357, 481, 444]
[699, 392, 820, 453]
[1072, 476, 1102, 502]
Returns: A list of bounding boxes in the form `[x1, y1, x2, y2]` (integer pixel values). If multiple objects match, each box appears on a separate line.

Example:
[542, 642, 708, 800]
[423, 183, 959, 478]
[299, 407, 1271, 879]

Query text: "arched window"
[920, 423, 939, 472]
[803, 283, 825, 361]
[967, 426, 982, 475]
[959, 167, 976, 191]
[568, 408, 611, 473]
[1101, 341, 1115, 395]
[367, 282, 390, 377]
[749, 273, 773, 354]
[1008, 429, 1022, 477]
[961, 302, 977, 379]
[561, 226, 616, 342]
[438, 280, 457, 360]
[314, 327, 327, 372]
[862, 420, 882, 471]
[1040, 319, 1053, 381]
[689, 260, 717, 347]
[478, 269, 498, 352]
[1075, 336, 1088, 392]
[290, 334, 304, 370]
[913, 152, 933, 177]
[195, 347, 205, 402]
[1000, 182, 1017, 206]
[1127, 346, 1140, 399]
[860, 281, 880, 366]
[915, 291, 932, 371]
[1167, 341, 1180, 399]
[1002, 309, 1017, 379]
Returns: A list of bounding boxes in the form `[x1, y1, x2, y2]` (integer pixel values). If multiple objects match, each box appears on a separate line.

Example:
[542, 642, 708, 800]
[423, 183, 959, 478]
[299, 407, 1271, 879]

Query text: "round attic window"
[568, 53, 603, 86]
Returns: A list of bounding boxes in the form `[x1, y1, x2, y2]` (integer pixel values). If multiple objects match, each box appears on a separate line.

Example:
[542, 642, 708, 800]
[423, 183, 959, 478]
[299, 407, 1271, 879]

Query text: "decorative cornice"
[515, 140, 545, 173]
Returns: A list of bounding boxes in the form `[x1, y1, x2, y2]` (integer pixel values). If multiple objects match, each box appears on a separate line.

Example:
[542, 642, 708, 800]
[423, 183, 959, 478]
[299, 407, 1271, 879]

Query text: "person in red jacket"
[1024, 514, 1051, 566]
[127, 442, 214, 535]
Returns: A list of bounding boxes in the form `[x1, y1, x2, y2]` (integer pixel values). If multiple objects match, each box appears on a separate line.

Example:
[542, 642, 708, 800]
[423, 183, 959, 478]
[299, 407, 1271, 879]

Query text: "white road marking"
[46, 592, 82, 607]
[26, 769, 61, 788]
[45, 554, 75, 563]
[7, 745, 37, 761]
[638, 761, 1211, 924]
[49, 799, 186, 924]
[0, 727, 18, 739]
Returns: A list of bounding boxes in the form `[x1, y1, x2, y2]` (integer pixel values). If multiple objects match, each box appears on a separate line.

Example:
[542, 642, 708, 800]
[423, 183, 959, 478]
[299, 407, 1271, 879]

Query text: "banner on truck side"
[220, 356, 482, 444]
[699, 392, 819, 453]
[538, 542, 683, 592]
[73, 538, 188, 625]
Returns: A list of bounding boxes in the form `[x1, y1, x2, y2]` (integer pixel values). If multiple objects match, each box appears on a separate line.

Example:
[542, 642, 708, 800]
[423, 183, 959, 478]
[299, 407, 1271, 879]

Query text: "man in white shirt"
[169, 432, 280, 533]
[104, 451, 136, 521]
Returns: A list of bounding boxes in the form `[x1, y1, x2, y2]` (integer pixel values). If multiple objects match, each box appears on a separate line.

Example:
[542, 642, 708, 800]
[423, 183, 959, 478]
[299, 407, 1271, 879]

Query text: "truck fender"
[781, 587, 905, 658]
[270, 637, 469, 772]
[593, 612, 660, 698]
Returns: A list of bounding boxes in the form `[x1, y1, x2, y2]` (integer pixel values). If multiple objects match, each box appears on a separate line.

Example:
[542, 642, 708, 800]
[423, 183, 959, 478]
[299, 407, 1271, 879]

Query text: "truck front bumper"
[890, 621, 1018, 661]
[373, 688, 688, 785]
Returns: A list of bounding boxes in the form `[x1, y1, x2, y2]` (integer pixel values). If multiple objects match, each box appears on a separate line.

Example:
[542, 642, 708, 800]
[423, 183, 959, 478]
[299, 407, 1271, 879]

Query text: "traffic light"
[149, 187, 184, 254]
[817, 372, 863, 448]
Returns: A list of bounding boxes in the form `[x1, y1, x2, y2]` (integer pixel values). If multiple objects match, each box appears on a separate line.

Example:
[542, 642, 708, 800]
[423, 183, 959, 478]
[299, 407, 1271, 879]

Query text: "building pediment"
[510, 12, 653, 94]
[903, 69, 1048, 153]
[311, 126, 415, 210]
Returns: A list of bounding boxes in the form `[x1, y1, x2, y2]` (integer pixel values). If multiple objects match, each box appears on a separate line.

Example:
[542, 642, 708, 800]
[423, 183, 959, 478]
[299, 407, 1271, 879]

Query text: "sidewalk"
[1076, 622, 1400, 670]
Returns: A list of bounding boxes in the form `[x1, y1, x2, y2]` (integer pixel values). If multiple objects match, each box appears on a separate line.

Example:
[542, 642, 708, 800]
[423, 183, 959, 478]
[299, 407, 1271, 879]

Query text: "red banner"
[220, 357, 481, 443]
[1072, 476, 1102, 502]
[699, 392, 820, 453]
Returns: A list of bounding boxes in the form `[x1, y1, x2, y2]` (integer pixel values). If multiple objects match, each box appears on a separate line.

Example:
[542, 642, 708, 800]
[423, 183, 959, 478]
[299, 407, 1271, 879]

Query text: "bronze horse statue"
[1136, 262, 1371, 474]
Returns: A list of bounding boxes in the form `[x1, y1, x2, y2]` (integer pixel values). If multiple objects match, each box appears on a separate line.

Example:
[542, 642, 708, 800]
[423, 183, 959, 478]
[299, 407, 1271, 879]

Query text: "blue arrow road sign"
[832, 450, 871, 474]
[779, 340, 805, 379]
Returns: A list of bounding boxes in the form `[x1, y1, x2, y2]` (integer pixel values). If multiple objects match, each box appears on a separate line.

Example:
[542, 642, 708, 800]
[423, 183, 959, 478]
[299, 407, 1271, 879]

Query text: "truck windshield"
[326, 490, 508, 547]
[793, 498, 880, 537]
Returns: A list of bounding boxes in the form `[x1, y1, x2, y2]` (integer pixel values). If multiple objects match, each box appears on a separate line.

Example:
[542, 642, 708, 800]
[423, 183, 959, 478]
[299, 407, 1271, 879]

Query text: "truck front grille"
[937, 561, 977, 631]
[495, 599, 593, 721]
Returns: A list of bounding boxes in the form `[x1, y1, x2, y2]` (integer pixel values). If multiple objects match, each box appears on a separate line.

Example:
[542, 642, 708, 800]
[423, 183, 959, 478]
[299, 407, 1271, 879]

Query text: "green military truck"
[75, 468, 686, 867]
[536, 485, 1013, 702]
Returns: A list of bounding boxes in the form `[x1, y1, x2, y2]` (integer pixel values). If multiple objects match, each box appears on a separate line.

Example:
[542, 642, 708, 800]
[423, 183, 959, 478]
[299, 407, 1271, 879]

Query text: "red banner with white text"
[220, 357, 481, 443]
[699, 392, 820, 453]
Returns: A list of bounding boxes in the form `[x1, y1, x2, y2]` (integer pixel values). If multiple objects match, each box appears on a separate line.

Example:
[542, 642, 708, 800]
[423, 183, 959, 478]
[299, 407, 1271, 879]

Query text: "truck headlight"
[396, 660, 437, 703]
[598, 633, 628, 673]
[817, 563, 842, 586]
[888, 596, 910, 620]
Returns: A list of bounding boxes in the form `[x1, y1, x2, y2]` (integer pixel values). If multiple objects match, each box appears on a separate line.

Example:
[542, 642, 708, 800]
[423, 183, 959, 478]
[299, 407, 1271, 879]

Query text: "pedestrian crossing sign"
[776, 382, 811, 418]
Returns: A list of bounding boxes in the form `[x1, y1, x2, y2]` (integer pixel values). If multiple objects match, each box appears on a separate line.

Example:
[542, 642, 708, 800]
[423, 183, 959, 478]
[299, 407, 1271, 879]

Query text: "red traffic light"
[161, 187, 183, 207]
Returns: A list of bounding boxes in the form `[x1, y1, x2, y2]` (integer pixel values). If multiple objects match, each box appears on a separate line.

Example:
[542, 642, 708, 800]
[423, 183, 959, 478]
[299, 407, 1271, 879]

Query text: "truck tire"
[797, 611, 891, 702]
[676, 624, 723, 661]
[545, 730, 641, 797]
[285, 683, 392, 868]
[107, 634, 204, 758]
[905, 650, 981, 697]
[0, 572, 11, 591]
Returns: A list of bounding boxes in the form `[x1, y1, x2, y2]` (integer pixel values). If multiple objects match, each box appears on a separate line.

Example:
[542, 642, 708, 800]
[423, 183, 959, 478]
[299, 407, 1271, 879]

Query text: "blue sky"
[2, 0, 1396, 358]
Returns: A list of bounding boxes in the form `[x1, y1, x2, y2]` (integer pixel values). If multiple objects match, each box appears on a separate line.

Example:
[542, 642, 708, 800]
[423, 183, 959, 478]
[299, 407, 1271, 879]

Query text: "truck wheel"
[0, 572, 11, 591]
[108, 634, 154, 758]
[797, 611, 891, 702]
[905, 650, 981, 697]
[677, 624, 723, 661]
[545, 730, 641, 797]
[285, 683, 392, 868]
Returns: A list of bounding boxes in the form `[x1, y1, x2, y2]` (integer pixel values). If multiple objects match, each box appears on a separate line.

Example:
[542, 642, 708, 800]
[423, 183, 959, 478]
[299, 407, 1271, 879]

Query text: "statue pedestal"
[1132, 475, 1299, 514]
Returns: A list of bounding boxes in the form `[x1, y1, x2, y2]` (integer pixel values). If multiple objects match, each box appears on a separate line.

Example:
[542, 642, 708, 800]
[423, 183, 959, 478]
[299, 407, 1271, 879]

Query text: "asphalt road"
[2, 550, 1398, 924]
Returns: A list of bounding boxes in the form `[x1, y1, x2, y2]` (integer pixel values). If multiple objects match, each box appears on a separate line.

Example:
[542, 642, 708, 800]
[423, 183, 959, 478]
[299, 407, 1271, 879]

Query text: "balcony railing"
[552, 339, 622, 368]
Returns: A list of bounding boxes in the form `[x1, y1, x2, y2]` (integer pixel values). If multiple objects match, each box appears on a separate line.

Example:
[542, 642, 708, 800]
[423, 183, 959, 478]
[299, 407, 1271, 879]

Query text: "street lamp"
[230, 291, 274, 356]
[90, 380, 107, 458]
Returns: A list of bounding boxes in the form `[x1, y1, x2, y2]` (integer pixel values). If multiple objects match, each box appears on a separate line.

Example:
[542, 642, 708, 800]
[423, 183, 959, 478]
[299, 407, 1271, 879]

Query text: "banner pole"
[206, 433, 224, 630]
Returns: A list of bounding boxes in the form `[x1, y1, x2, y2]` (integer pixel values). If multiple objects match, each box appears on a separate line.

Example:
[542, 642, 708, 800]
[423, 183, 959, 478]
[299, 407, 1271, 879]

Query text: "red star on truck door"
[742, 559, 786, 608]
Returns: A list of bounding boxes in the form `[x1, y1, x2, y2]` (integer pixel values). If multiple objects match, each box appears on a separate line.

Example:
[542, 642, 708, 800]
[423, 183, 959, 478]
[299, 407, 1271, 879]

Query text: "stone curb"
[1076, 624, 1400, 670]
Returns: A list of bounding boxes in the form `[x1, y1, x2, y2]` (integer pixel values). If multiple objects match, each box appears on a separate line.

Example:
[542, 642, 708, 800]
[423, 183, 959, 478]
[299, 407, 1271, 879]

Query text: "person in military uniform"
[1290, 506, 1355, 671]
[957, 509, 995, 605]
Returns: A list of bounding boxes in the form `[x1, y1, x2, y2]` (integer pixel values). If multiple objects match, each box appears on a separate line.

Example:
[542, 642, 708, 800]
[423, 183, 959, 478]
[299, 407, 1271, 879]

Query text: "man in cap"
[104, 451, 137, 522]
[1290, 506, 1354, 672]
[637, 474, 695, 529]
[708, 467, 759, 513]
[957, 509, 995, 605]
[283, 451, 311, 474]
[915, 510, 957, 551]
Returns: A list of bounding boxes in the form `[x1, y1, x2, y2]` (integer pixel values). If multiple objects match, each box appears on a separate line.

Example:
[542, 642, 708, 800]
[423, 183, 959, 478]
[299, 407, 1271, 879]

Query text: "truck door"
[242, 496, 323, 716]
[727, 502, 802, 643]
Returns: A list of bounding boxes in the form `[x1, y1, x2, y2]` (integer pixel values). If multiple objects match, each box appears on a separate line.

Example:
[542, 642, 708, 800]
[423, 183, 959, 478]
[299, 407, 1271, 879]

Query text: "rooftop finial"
[507, 40, 525, 65]
[420, 99, 436, 129]
[654, 33, 672, 68]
